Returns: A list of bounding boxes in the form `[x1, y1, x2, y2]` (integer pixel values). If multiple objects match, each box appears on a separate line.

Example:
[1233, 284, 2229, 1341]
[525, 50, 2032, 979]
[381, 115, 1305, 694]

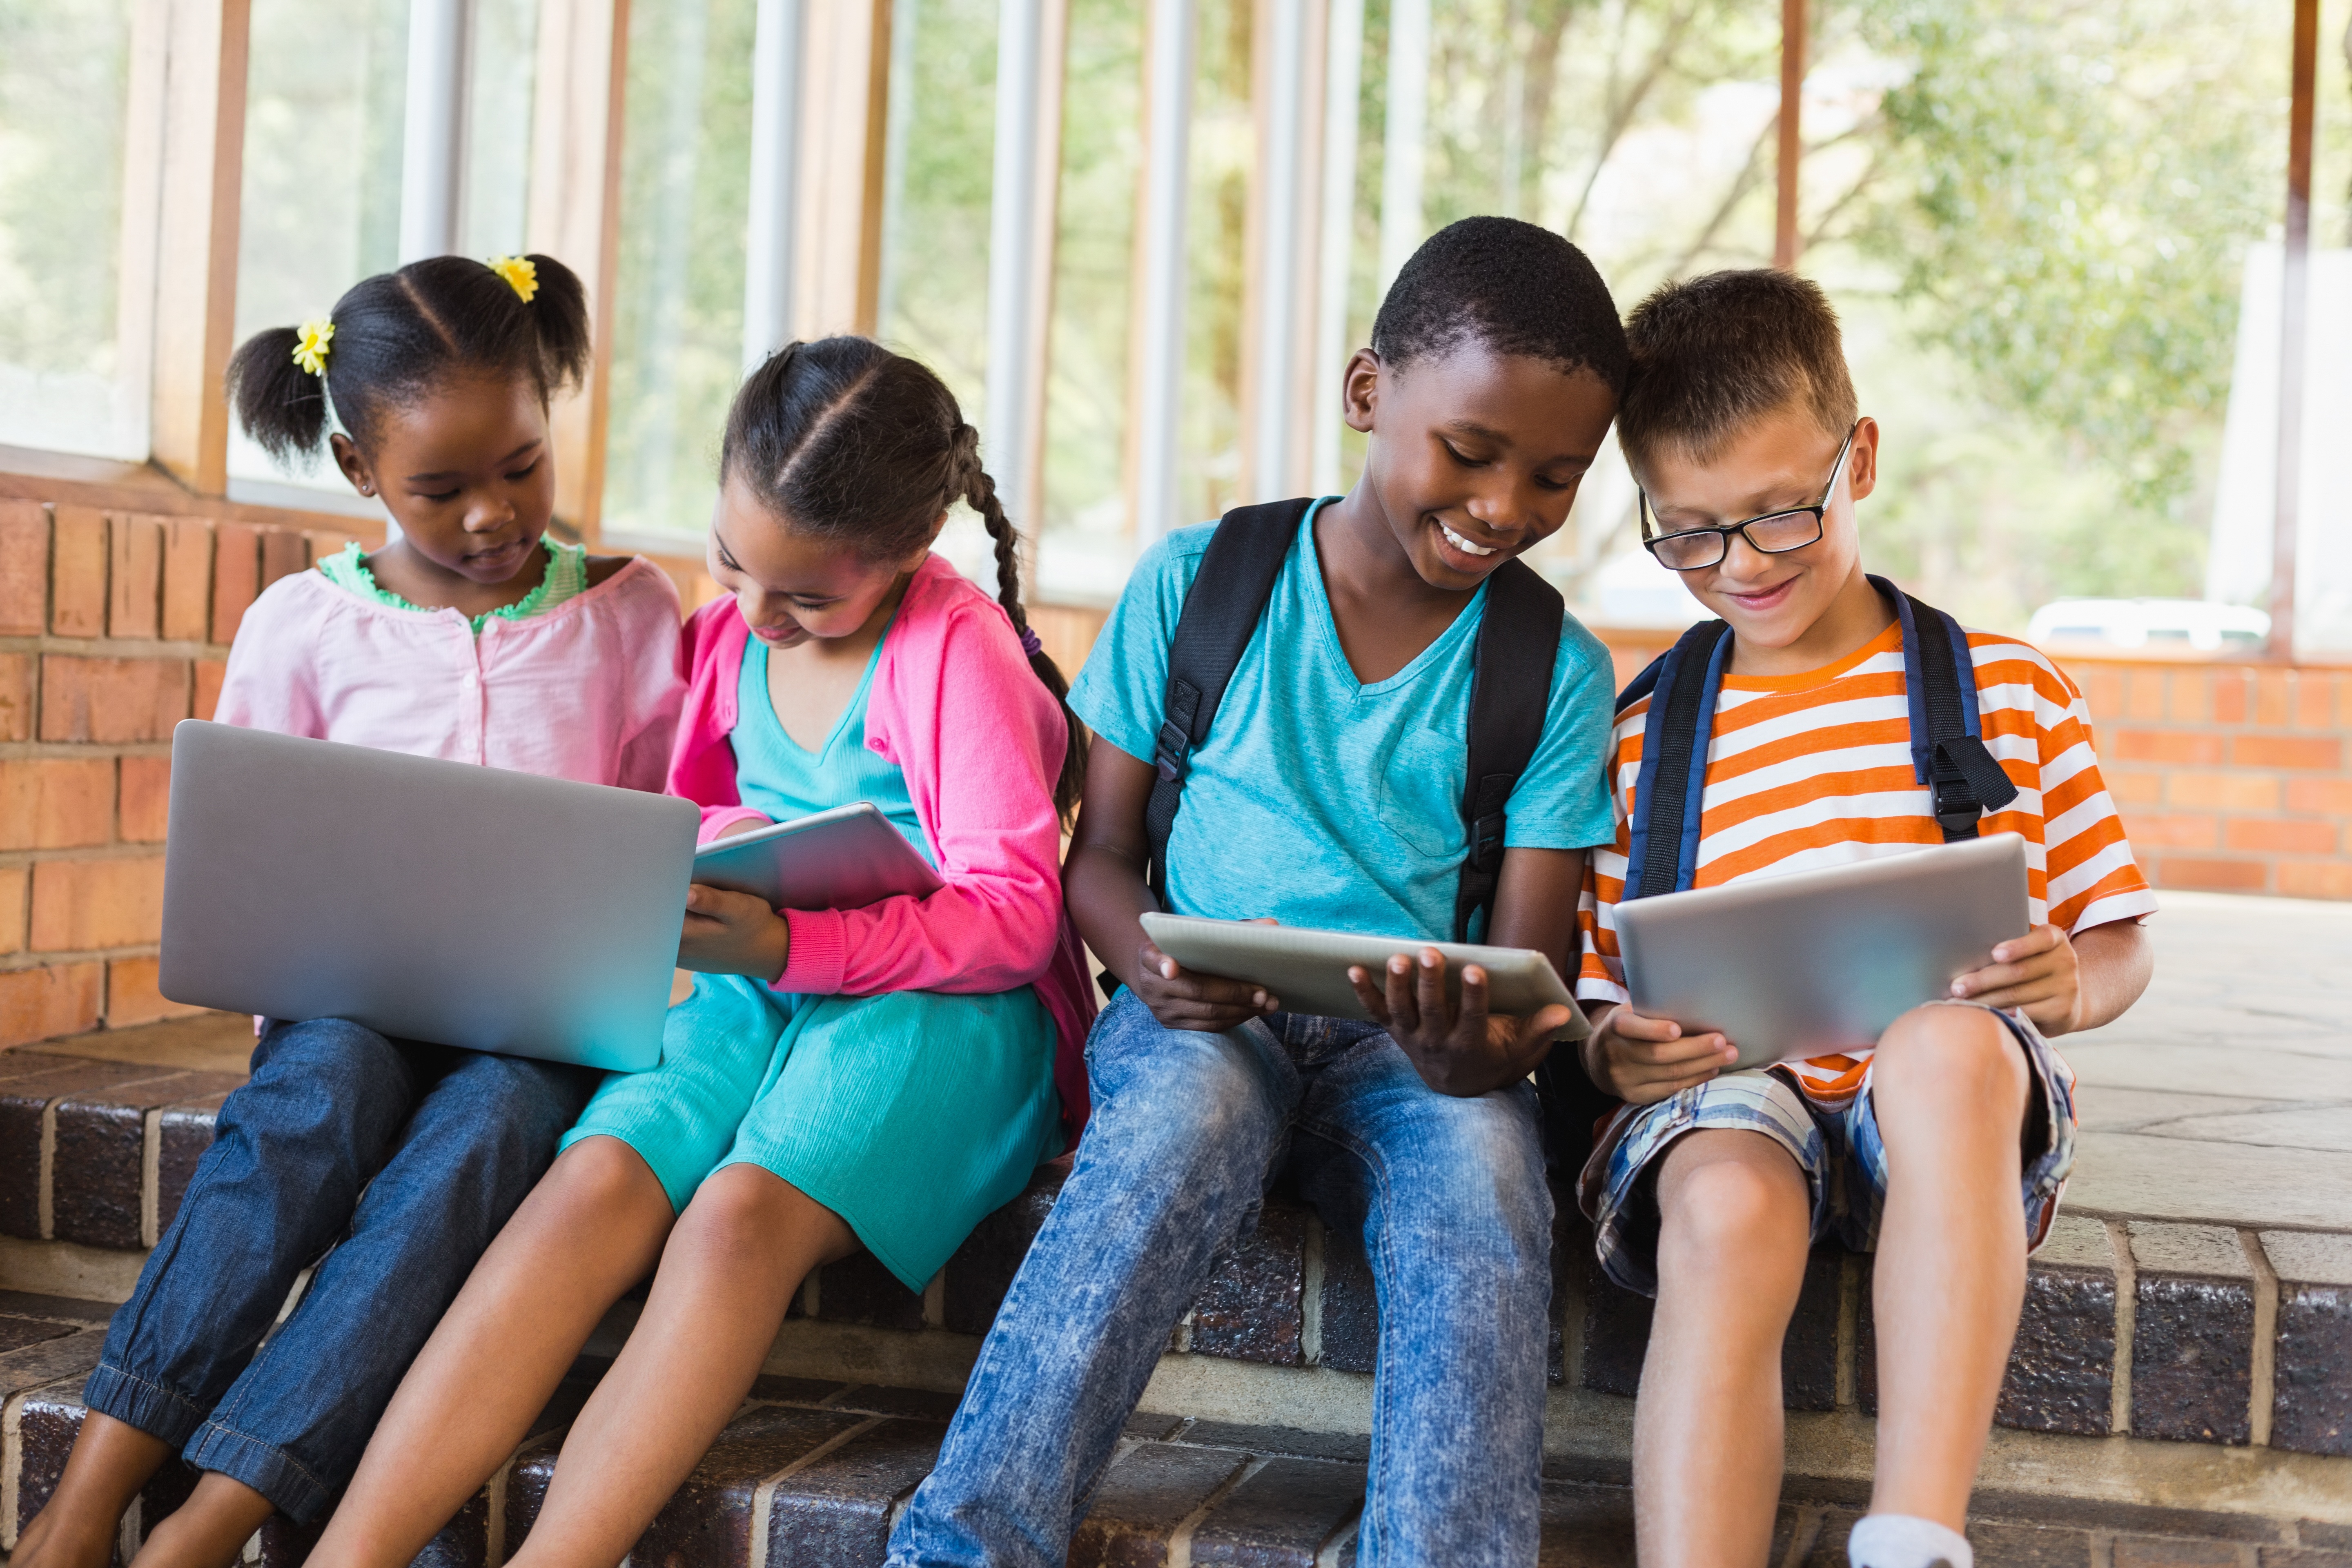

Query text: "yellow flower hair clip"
[292, 320, 335, 376]
[487, 255, 538, 303]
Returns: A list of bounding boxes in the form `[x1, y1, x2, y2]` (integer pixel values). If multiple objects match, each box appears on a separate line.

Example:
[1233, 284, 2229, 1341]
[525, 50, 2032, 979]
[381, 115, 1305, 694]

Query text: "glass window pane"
[228, 0, 409, 494]
[464, 0, 543, 257]
[600, 0, 755, 541]
[875, 0, 1004, 591]
[1176, 0, 1251, 528]
[1038, 0, 1146, 602]
[0, 0, 148, 459]
[1835, 0, 2291, 641]
[877, 0, 998, 423]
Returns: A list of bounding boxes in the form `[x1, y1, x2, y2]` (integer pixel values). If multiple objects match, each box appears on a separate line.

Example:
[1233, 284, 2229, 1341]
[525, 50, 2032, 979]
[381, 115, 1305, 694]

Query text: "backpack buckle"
[1153, 720, 1190, 784]
[1933, 776, 1981, 833]
[1469, 809, 1508, 868]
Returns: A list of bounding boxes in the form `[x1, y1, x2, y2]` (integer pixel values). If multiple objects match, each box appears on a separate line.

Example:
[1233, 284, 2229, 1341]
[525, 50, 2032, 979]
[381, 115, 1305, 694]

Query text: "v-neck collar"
[1301, 500, 1491, 697]
[751, 614, 893, 760]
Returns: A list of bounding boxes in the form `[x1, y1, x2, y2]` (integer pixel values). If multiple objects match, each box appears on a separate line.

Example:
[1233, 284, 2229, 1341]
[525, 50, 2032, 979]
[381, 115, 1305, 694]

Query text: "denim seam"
[185, 1414, 334, 1519]
[80, 1363, 212, 1448]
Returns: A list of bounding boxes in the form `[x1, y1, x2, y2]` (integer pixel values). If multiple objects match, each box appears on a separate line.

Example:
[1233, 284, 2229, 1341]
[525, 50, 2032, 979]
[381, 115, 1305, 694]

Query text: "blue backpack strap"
[1143, 499, 1316, 904]
[1623, 618, 1733, 900]
[1873, 574, 2020, 838]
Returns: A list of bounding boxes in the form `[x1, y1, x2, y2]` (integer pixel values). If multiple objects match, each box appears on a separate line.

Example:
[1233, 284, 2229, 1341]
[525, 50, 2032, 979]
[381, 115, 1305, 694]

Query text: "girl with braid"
[310, 338, 1095, 1568]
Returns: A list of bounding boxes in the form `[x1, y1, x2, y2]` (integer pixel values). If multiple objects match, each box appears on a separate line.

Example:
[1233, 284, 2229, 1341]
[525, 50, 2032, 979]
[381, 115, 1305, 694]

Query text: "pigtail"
[226, 326, 332, 462]
[517, 253, 591, 394]
[958, 428, 1088, 823]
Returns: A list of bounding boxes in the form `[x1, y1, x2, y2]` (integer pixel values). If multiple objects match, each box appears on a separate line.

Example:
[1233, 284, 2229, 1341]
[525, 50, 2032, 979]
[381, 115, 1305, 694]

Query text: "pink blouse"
[214, 557, 686, 791]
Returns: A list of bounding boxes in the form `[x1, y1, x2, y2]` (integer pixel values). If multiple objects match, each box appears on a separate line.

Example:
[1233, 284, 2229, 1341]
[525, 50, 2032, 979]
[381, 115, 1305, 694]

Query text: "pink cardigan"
[670, 555, 1096, 1139]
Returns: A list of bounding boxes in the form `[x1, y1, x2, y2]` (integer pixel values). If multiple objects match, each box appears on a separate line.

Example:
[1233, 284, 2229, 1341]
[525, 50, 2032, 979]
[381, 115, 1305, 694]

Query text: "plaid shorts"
[1576, 1000, 2077, 1297]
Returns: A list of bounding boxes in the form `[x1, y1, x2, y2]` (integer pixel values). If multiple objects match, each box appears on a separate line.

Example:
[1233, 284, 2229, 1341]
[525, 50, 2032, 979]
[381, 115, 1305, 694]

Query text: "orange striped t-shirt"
[1575, 619, 2155, 1106]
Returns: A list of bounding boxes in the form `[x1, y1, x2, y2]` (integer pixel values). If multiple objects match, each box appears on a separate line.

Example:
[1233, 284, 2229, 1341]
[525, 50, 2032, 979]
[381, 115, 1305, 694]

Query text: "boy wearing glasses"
[1575, 270, 2154, 1568]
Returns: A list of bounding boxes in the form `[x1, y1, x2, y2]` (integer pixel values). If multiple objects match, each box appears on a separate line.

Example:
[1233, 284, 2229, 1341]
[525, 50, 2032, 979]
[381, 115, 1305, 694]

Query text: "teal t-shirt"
[733, 625, 933, 866]
[1068, 503, 1618, 941]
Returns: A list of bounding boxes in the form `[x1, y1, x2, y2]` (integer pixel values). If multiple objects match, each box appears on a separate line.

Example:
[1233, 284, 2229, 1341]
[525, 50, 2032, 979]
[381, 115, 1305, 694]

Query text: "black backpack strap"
[1451, 559, 1565, 942]
[1624, 618, 1734, 899]
[1872, 575, 2020, 840]
[1142, 499, 1317, 902]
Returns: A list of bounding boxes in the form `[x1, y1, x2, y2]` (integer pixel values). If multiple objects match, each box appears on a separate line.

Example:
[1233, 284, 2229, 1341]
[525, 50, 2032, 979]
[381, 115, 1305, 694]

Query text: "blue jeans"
[889, 988, 1555, 1568]
[83, 1018, 595, 1521]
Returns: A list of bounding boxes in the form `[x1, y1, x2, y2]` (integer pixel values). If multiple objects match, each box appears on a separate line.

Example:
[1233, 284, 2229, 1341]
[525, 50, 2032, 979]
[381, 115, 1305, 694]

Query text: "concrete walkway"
[2063, 889, 2352, 1233]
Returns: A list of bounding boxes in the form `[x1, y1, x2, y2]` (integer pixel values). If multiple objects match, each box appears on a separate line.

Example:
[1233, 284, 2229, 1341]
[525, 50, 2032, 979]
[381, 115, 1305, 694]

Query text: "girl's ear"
[330, 432, 376, 499]
[1340, 347, 1381, 436]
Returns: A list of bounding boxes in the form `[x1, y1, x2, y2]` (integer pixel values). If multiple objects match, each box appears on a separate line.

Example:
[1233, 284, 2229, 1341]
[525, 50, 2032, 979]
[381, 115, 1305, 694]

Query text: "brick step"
[12, 1043, 2346, 1464]
[5, 1312, 2347, 1568]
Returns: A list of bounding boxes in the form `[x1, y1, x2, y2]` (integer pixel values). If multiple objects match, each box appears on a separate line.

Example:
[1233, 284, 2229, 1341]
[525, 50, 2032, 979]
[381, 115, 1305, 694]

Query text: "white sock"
[1847, 1513, 1973, 1568]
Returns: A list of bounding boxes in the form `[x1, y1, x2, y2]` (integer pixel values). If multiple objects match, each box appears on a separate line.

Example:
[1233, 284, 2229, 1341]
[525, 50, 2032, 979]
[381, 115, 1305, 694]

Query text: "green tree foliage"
[1853, 0, 2284, 512]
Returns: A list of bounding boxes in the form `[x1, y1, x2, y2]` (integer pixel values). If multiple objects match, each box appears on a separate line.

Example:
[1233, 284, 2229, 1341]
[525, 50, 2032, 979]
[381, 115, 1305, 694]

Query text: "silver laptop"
[1614, 833, 2030, 1069]
[159, 720, 699, 1071]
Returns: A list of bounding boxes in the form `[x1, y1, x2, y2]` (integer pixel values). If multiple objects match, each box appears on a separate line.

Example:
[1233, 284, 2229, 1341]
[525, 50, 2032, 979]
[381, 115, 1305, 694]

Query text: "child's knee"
[1096, 1030, 1276, 1156]
[1656, 1133, 1809, 1265]
[547, 1135, 668, 1217]
[250, 1017, 404, 1099]
[1873, 1004, 2029, 1122]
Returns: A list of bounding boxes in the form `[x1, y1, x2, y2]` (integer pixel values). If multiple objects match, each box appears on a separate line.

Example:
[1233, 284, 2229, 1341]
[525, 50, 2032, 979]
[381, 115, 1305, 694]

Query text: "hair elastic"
[487, 255, 539, 303]
[1019, 626, 1043, 658]
[292, 320, 335, 376]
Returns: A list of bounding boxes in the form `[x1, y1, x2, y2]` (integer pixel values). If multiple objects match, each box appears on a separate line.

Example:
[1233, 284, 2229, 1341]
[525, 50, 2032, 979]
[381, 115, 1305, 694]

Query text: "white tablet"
[1138, 912, 1590, 1038]
[691, 802, 945, 911]
[1613, 833, 2031, 1070]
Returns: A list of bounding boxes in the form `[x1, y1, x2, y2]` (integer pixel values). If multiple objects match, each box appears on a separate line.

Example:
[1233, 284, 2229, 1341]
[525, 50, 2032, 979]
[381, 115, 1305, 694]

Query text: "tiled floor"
[2062, 891, 2352, 1231]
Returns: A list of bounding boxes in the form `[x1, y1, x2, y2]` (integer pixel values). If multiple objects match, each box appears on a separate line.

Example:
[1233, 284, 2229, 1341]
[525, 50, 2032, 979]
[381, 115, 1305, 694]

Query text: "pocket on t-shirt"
[1376, 721, 1467, 860]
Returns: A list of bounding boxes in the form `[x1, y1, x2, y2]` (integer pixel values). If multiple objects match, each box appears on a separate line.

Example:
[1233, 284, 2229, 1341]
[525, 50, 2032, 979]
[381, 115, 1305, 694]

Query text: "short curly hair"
[1618, 268, 1858, 470]
[1370, 216, 1628, 393]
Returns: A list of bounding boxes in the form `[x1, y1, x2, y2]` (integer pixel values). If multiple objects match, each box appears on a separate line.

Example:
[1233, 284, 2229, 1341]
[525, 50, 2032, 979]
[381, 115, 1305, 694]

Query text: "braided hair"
[720, 336, 1087, 820]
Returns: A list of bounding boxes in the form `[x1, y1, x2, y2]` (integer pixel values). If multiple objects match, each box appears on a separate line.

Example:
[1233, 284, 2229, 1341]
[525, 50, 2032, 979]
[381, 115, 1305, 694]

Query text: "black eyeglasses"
[1639, 421, 1861, 572]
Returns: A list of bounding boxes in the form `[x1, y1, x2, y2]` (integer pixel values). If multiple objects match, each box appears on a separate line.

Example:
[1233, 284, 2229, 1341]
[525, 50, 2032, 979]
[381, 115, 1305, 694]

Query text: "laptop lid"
[159, 720, 698, 1071]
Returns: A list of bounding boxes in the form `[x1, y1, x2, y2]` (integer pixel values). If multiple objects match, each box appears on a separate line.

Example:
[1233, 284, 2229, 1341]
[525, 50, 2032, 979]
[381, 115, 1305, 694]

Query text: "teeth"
[1440, 523, 1497, 557]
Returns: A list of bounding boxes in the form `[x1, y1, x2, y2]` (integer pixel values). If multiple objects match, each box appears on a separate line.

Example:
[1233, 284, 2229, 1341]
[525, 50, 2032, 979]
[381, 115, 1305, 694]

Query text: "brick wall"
[0, 497, 376, 1047]
[2069, 659, 2352, 900]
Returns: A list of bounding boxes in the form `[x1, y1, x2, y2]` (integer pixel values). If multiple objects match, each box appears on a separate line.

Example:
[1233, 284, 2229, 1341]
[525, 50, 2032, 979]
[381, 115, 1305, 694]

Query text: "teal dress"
[563, 626, 1063, 1289]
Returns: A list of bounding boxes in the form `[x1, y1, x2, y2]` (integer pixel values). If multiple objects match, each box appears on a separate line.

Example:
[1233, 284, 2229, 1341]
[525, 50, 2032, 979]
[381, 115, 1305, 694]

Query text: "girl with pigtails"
[306, 337, 1096, 1568]
[13, 256, 685, 1568]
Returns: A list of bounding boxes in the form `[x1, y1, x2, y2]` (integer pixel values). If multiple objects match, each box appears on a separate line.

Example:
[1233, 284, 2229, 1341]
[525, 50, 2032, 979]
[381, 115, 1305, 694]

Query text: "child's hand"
[1580, 1003, 1737, 1106]
[1131, 930, 1281, 1033]
[1950, 924, 2082, 1033]
[678, 884, 791, 980]
[1348, 948, 1570, 1098]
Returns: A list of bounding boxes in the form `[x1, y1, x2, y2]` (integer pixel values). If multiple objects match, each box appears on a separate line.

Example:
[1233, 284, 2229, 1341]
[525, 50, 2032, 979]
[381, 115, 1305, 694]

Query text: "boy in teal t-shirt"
[892, 218, 1625, 1566]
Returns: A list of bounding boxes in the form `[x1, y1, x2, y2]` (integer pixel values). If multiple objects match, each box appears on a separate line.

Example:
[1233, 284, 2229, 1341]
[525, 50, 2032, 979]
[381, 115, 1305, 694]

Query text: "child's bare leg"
[1865, 1004, 2030, 1528]
[124, 1473, 275, 1568]
[11, 1413, 173, 1568]
[1635, 1129, 1813, 1568]
[308, 1137, 676, 1568]
[508, 1164, 855, 1568]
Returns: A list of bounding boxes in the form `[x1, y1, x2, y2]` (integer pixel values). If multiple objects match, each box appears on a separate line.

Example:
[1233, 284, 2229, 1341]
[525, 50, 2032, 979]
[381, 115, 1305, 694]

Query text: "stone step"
[6, 1319, 2347, 1568]
[8, 1026, 2352, 1539]
[9, 1039, 2349, 1470]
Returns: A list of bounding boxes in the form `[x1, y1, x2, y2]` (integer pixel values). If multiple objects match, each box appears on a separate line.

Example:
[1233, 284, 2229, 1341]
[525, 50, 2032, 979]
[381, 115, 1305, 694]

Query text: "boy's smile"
[1636, 403, 1891, 677]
